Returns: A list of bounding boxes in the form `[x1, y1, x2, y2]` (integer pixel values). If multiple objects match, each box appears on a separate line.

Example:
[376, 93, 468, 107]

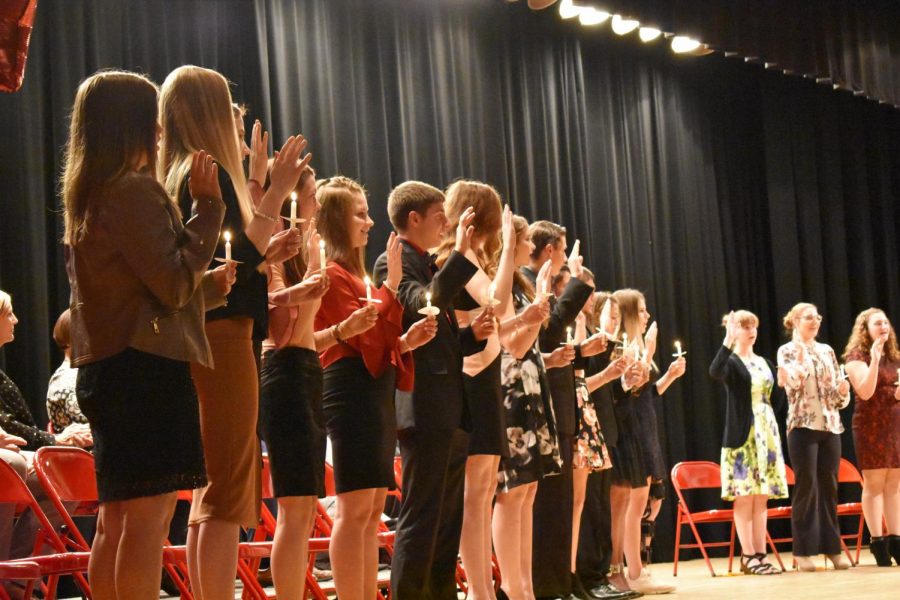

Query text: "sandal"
[753, 553, 782, 575]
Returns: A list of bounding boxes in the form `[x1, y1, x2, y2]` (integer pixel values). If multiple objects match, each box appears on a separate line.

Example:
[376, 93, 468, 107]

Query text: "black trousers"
[576, 468, 613, 586]
[532, 434, 575, 598]
[391, 427, 469, 600]
[787, 428, 842, 556]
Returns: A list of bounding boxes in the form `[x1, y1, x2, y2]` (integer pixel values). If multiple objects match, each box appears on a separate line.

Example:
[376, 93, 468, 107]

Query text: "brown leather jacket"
[67, 170, 225, 368]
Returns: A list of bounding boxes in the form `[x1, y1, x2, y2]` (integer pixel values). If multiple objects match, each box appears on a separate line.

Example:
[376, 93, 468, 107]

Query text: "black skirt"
[609, 394, 650, 489]
[322, 357, 397, 494]
[259, 347, 326, 498]
[76, 347, 206, 502]
[464, 354, 508, 457]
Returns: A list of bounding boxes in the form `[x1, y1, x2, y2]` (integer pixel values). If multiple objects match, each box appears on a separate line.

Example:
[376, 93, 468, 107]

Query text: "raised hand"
[248, 119, 270, 186]
[724, 311, 737, 347]
[500, 205, 514, 251]
[535, 258, 552, 296]
[454, 206, 476, 255]
[188, 150, 221, 203]
[567, 238, 583, 278]
[269, 135, 312, 200]
[871, 334, 886, 365]
[385, 232, 403, 291]
[644, 321, 658, 361]
[306, 220, 326, 273]
[265, 227, 303, 264]
[402, 315, 439, 351]
[471, 305, 496, 341]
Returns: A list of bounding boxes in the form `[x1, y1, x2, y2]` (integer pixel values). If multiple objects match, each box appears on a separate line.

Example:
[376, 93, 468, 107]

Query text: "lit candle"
[675, 340, 683, 356]
[364, 275, 373, 303]
[426, 291, 433, 310]
[622, 332, 628, 347]
[488, 282, 497, 304]
[223, 230, 232, 262]
[290, 192, 298, 228]
[318, 239, 327, 270]
[566, 326, 574, 345]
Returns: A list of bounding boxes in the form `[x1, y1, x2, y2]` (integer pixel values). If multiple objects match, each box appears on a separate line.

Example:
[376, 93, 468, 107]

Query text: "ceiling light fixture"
[579, 8, 610, 26]
[638, 27, 662, 42]
[671, 36, 702, 53]
[558, 0, 583, 19]
[611, 14, 640, 35]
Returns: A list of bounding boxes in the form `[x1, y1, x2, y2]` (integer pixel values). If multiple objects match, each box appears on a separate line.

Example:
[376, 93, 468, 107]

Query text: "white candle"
[364, 275, 373, 303]
[566, 326, 574, 344]
[622, 332, 628, 348]
[426, 291, 433, 310]
[290, 193, 298, 228]
[318, 239, 326, 270]
[675, 340, 683, 356]
[223, 231, 232, 262]
[488, 282, 497, 304]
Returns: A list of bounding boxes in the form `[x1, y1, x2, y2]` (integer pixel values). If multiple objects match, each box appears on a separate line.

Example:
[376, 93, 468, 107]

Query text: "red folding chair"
[32, 446, 195, 599]
[0, 561, 41, 600]
[0, 457, 91, 599]
[837, 458, 865, 565]
[671, 461, 736, 576]
[760, 464, 795, 571]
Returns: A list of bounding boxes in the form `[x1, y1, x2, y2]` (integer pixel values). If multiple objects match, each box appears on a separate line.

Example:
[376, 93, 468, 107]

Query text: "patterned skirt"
[720, 402, 789, 500]
[573, 376, 612, 471]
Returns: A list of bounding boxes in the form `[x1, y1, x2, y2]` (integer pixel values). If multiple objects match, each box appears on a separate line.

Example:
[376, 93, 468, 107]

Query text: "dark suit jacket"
[521, 266, 594, 436]
[709, 345, 787, 449]
[374, 240, 485, 432]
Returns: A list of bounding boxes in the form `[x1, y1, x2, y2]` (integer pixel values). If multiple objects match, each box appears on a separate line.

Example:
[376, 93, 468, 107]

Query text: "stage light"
[579, 8, 610, 26]
[611, 15, 640, 35]
[638, 27, 661, 42]
[671, 36, 701, 53]
[558, 0, 583, 19]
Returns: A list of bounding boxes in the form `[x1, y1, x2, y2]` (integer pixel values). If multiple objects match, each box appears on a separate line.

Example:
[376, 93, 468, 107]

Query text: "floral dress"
[573, 374, 612, 471]
[720, 355, 789, 500]
[497, 287, 563, 493]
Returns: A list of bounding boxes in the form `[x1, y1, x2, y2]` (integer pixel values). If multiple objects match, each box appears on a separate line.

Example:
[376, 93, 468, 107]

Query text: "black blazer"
[521, 266, 594, 437]
[373, 240, 485, 432]
[709, 345, 787, 449]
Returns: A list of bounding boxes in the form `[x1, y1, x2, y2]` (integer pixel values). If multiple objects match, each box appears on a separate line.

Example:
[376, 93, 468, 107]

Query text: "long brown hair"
[316, 176, 367, 278]
[282, 166, 317, 286]
[843, 307, 900, 362]
[62, 70, 160, 245]
[158, 66, 251, 224]
[512, 215, 534, 302]
[592, 291, 616, 331]
[435, 180, 503, 274]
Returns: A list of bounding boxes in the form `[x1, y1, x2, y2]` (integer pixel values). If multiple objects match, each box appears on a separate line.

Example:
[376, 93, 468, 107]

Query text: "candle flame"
[364, 275, 372, 286]
[426, 291, 432, 302]
[319, 240, 326, 249]
[223, 231, 231, 242]
[290, 192, 297, 201]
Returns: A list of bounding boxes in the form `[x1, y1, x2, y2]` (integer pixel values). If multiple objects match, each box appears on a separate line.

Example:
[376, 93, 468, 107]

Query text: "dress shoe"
[794, 555, 817, 571]
[826, 553, 851, 570]
[625, 569, 674, 595]
[888, 534, 900, 565]
[587, 581, 642, 599]
[870, 536, 893, 567]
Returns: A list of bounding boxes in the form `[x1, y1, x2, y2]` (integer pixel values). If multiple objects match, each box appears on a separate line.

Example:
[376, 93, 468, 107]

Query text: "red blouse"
[315, 261, 413, 391]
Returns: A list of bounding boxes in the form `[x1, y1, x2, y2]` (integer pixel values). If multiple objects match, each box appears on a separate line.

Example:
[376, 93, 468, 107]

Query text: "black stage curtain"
[1, 0, 898, 561]
[599, 0, 900, 107]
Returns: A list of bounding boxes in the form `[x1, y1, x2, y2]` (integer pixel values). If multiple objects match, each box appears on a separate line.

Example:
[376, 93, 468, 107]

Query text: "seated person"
[46, 309, 88, 433]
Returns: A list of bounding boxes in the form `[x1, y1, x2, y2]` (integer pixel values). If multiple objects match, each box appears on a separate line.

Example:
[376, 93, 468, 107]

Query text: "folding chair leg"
[672, 512, 682, 576]
[727, 521, 735, 573]
[766, 532, 785, 571]
[684, 514, 717, 577]
[855, 516, 864, 565]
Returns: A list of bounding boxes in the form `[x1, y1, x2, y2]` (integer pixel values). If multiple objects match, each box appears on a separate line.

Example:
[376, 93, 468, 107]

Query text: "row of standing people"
[55, 65, 690, 600]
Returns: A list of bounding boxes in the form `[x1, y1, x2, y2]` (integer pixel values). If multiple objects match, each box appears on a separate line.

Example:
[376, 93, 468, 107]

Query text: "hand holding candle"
[673, 340, 686, 358]
[418, 290, 440, 316]
[290, 193, 298, 228]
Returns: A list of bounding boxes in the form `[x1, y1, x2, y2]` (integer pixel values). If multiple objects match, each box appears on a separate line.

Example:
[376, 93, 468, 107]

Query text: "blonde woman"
[843, 308, 900, 566]
[777, 302, 851, 571]
[710, 310, 788, 575]
[159, 65, 309, 600]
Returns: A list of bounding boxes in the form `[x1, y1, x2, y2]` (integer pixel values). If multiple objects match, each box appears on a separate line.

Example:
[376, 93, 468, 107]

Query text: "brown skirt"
[188, 317, 261, 527]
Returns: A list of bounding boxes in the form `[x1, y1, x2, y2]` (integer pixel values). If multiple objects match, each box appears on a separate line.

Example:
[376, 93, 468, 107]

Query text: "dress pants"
[533, 435, 575, 598]
[576, 468, 613, 586]
[787, 427, 842, 556]
[391, 427, 469, 600]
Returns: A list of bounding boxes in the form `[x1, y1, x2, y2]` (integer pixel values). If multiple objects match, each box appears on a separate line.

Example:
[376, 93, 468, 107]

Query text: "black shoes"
[888, 534, 900, 566]
[870, 536, 893, 567]
[587, 581, 642, 599]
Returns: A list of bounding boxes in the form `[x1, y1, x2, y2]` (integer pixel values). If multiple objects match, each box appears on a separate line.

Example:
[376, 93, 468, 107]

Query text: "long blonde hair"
[613, 288, 646, 349]
[62, 70, 160, 245]
[435, 180, 503, 274]
[316, 176, 367, 278]
[843, 307, 900, 362]
[158, 65, 251, 224]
